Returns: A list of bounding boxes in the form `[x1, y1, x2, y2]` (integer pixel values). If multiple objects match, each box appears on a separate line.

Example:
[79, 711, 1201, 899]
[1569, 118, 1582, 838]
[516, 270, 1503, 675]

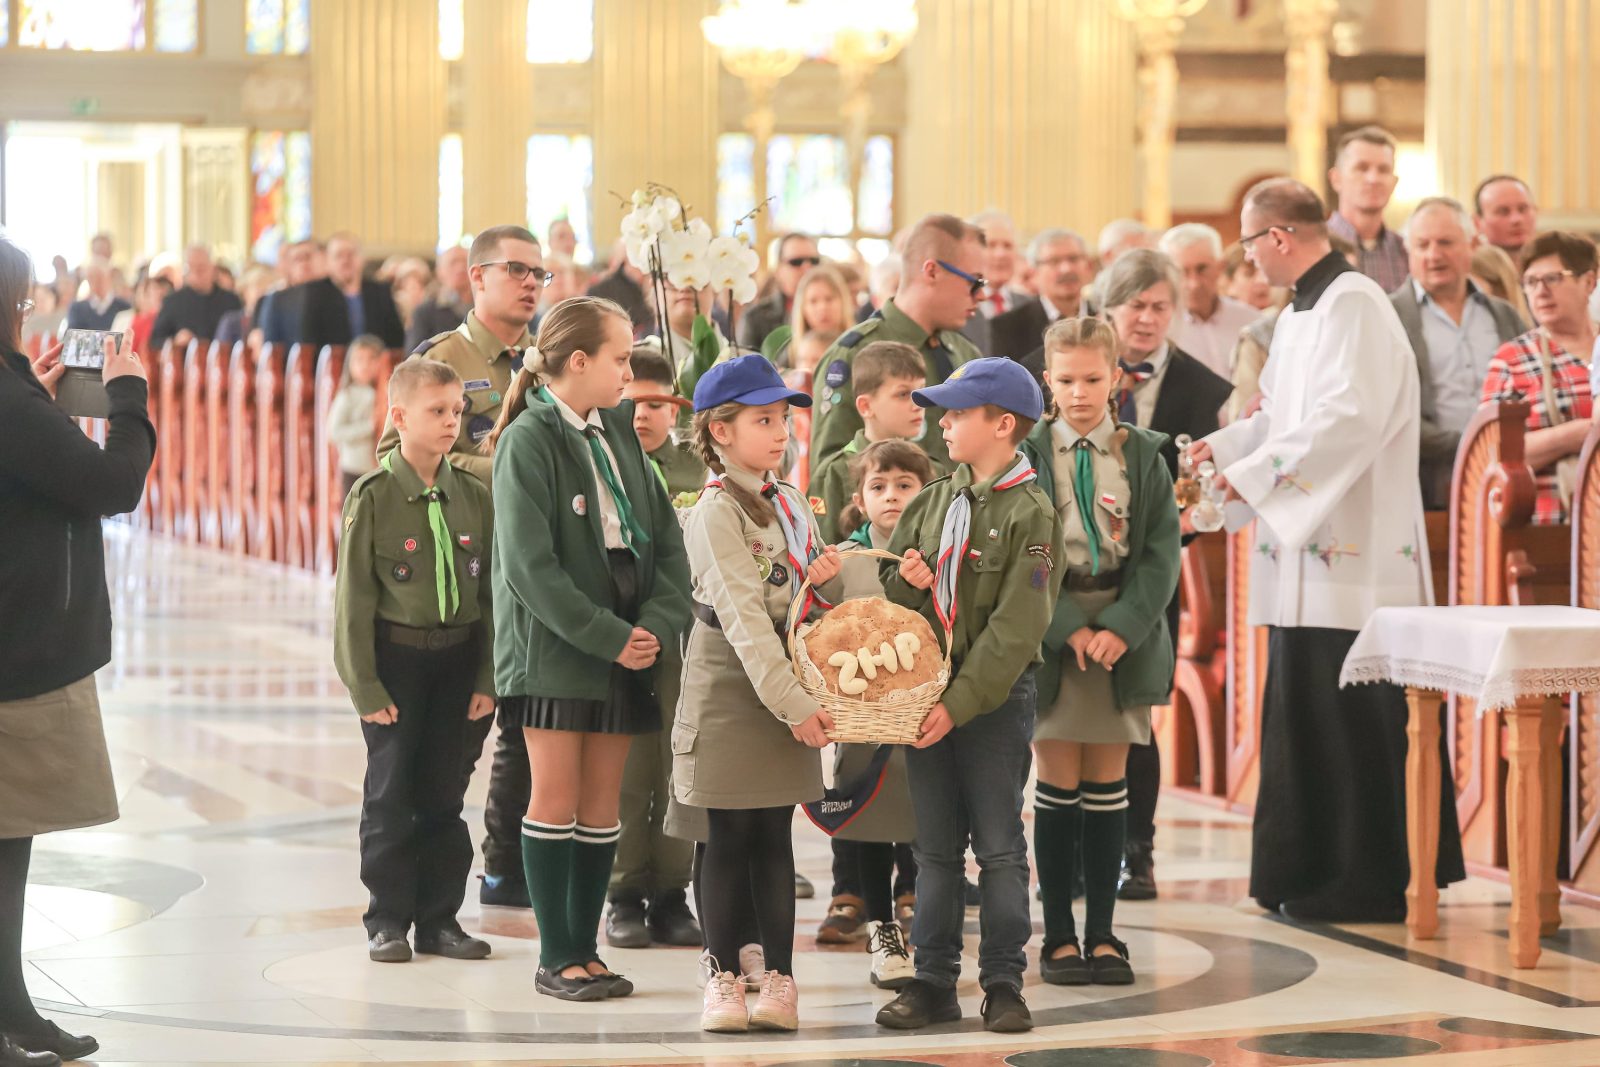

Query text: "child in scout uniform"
[1020, 317, 1180, 986]
[599, 345, 706, 951]
[878, 356, 1065, 1035]
[485, 296, 693, 1003]
[808, 340, 938, 545]
[676, 355, 845, 1033]
[818, 439, 934, 988]
[333, 358, 497, 965]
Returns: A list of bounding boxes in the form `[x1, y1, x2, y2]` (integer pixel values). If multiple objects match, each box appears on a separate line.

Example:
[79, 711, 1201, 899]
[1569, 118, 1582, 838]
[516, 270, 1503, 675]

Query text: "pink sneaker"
[738, 942, 766, 990]
[700, 970, 748, 1033]
[749, 970, 799, 1031]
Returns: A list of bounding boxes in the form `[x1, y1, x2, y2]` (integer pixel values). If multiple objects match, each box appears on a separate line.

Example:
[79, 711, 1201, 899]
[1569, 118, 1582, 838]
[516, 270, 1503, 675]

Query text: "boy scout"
[877, 357, 1065, 1035]
[807, 340, 936, 544]
[335, 358, 497, 964]
[809, 214, 986, 471]
[375, 224, 543, 488]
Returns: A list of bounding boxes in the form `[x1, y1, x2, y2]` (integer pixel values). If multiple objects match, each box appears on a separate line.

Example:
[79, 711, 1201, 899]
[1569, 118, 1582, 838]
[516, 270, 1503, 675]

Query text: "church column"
[590, 0, 720, 253]
[1427, 0, 1600, 227]
[1284, 0, 1337, 189]
[462, 0, 534, 234]
[901, 0, 1137, 238]
[309, 0, 445, 254]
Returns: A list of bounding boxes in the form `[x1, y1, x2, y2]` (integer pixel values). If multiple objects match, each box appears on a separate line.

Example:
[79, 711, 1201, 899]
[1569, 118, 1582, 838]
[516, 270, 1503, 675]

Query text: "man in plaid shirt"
[1326, 126, 1410, 295]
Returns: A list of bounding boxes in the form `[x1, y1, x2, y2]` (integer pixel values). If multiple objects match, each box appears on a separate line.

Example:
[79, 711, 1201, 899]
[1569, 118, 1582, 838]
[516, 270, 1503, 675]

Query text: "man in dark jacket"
[148, 244, 242, 351]
[287, 232, 404, 350]
[65, 259, 130, 332]
[736, 232, 820, 351]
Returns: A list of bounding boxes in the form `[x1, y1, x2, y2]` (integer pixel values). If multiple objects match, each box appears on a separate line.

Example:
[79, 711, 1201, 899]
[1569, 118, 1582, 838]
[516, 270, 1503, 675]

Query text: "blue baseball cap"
[912, 356, 1044, 423]
[693, 354, 813, 412]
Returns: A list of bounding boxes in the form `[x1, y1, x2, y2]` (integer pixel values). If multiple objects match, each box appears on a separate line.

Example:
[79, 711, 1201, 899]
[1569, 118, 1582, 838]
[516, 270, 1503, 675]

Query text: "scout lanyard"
[380, 451, 459, 621]
[538, 386, 649, 556]
[933, 452, 1035, 632]
[704, 471, 833, 617]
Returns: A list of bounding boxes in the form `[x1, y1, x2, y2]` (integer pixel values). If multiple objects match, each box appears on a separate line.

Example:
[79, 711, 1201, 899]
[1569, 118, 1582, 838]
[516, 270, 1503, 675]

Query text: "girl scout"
[1020, 317, 1181, 987]
[675, 355, 842, 1034]
[486, 295, 693, 1003]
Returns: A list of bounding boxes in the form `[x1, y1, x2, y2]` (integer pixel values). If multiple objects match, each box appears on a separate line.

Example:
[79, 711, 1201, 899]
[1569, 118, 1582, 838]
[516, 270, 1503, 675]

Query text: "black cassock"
[1249, 626, 1466, 906]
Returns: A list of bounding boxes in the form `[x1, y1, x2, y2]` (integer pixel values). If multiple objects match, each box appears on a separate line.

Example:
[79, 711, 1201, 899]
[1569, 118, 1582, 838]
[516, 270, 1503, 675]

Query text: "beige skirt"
[1035, 587, 1152, 746]
[0, 676, 118, 838]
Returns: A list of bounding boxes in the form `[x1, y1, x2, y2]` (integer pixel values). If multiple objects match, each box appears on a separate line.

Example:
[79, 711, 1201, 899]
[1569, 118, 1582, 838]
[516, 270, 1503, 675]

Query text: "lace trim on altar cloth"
[1341, 655, 1600, 712]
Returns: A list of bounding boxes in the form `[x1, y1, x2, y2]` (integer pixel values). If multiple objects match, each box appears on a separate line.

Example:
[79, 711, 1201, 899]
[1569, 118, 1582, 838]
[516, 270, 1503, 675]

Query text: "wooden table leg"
[1540, 701, 1564, 938]
[1404, 687, 1443, 940]
[1504, 696, 1561, 968]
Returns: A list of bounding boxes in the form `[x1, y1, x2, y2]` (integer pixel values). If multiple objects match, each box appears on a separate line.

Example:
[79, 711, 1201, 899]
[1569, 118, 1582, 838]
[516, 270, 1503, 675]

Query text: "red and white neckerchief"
[932, 452, 1036, 633]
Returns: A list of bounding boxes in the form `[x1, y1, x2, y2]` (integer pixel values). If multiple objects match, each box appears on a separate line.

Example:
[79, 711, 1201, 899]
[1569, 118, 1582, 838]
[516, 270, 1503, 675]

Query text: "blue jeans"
[905, 668, 1036, 991]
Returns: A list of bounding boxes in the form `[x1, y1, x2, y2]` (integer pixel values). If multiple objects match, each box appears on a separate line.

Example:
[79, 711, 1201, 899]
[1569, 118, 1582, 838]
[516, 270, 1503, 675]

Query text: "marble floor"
[20, 525, 1600, 1066]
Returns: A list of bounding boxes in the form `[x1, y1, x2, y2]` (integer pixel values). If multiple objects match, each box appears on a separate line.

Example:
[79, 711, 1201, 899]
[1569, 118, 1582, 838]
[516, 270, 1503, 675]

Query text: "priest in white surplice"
[1192, 178, 1465, 923]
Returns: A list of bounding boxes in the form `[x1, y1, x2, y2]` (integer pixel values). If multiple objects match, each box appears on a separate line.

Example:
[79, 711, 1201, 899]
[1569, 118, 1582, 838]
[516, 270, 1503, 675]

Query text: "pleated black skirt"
[498, 549, 662, 736]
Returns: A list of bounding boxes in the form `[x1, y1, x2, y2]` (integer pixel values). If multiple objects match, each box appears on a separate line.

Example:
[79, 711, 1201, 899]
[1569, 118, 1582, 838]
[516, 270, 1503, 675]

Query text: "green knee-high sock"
[523, 818, 578, 970]
[1080, 779, 1128, 941]
[571, 823, 621, 964]
[1033, 781, 1082, 951]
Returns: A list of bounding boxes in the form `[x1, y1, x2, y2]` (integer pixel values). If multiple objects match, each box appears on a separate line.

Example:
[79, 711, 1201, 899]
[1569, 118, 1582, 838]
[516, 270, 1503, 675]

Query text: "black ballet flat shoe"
[980, 982, 1033, 1033]
[367, 928, 412, 963]
[875, 978, 962, 1030]
[586, 959, 635, 998]
[414, 924, 491, 960]
[535, 966, 608, 1002]
[1039, 939, 1092, 985]
[0, 1035, 60, 1067]
[1, 1023, 94, 1063]
[1086, 933, 1135, 985]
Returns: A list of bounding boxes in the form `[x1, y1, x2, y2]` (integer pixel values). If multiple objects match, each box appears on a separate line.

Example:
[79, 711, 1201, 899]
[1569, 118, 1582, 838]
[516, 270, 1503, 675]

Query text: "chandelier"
[700, 0, 809, 83]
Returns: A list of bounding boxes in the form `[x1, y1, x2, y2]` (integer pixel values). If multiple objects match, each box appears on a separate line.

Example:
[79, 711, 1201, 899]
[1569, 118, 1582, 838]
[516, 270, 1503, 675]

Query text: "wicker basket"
[786, 547, 952, 745]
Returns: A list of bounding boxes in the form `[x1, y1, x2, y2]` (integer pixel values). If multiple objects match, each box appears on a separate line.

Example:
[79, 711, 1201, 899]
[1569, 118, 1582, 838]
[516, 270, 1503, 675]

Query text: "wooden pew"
[227, 342, 259, 555]
[255, 345, 287, 561]
[154, 340, 184, 534]
[180, 339, 207, 543]
[282, 344, 317, 569]
[1565, 423, 1600, 900]
[313, 346, 347, 574]
[201, 342, 231, 547]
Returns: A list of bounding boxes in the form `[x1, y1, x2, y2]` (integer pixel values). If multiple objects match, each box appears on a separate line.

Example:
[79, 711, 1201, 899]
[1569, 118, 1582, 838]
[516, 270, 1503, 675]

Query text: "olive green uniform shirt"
[334, 451, 495, 715]
[882, 458, 1065, 726]
[809, 299, 979, 471]
[375, 312, 534, 490]
[1048, 417, 1133, 573]
[649, 438, 707, 497]
[808, 428, 949, 545]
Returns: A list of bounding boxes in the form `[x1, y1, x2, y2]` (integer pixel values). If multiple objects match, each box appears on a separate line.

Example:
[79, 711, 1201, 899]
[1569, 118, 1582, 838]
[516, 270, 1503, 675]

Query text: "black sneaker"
[1117, 839, 1158, 901]
[414, 924, 491, 960]
[1086, 933, 1135, 985]
[980, 982, 1033, 1032]
[478, 873, 531, 909]
[645, 889, 703, 947]
[367, 928, 412, 963]
[605, 896, 651, 948]
[875, 978, 962, 1030]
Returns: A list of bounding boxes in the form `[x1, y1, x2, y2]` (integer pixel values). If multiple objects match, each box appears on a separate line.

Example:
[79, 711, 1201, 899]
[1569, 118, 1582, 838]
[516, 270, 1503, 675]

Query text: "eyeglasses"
[936, 259, 988, 298]
[784, 255, 822, 269]
[15, 298, 34, 320]
[1522, 269, 1578, 292]
[1239, 224, 1295, 249]
[480, 260, 554, 285]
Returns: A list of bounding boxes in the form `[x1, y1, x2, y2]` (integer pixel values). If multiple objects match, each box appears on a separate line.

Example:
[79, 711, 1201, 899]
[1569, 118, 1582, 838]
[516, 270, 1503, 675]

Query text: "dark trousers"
[906, 669, 1036, 991]
[359, 629, 478, 937]
[474, 718, 528, 880]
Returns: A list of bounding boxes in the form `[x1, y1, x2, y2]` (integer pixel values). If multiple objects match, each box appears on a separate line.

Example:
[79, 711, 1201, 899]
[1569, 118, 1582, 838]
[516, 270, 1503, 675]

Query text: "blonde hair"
[1041, 316, 1122, 422]
[484, 295, 631, 453]
[788, 264, 854, 340]
[692, 403, 777, 526]
[1471, 242, 1530, 322]
[388, 357, 461, 407]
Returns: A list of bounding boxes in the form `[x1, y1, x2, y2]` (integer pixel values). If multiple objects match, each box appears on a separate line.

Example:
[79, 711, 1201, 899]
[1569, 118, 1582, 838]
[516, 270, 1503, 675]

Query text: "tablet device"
[56, 329, 121, 419]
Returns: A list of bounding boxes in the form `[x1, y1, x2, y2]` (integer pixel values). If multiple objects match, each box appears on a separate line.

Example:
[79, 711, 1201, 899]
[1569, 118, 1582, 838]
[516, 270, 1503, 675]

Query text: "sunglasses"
[479, 260, 554, 285]
[784, 255, 822, 269]
[936, 259, 988, 298]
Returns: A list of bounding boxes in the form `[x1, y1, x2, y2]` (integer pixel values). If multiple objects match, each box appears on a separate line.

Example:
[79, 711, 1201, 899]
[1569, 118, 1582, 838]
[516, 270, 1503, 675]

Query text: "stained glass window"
[526, 0, 593, 63]
[716, 134, 756, 237]
[438, 0, 464, 61]
[857, 135, 894, 236]
[250, 131, 312, 265]
[20, 0, 146, 50]
[767, 134, 852, 237]
[152, 0, 197, 51]
[438, 133, 464, 253]
[247, 0, 308, 55]
[526, 134, 594, 264]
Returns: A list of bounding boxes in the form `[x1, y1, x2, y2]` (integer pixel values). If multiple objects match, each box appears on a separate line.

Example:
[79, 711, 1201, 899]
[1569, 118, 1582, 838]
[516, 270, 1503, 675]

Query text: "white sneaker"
[867, 919, 915, 989]
[738, 942, 766, 990]
[700, 970, 748, 1032]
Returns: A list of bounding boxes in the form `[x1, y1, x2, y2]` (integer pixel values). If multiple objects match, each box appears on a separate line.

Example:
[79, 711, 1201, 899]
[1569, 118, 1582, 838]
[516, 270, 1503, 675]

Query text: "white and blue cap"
[912, 356, 1044, 423]
[693, 354, 813, 413]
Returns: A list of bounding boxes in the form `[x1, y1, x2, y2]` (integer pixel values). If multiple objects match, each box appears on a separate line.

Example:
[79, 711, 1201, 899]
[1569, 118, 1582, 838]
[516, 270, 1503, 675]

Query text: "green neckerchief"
[1072, 440, 1101, 577]
[649, 456, 669, 492]
[380, 450, 460, 620]
[847, 521, 873, 548]
[537, 386, 650, 557]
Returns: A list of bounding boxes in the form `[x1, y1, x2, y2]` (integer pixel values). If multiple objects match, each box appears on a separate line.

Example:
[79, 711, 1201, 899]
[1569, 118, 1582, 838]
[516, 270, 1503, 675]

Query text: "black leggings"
[692, 842, 760, 950]
[0, 836, 44, 1033]
[702, 807, 796, 975]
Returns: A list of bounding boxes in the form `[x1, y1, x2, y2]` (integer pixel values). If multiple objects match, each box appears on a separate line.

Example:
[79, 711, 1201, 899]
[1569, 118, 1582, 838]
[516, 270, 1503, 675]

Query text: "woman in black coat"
[0, 235, 153, 1067]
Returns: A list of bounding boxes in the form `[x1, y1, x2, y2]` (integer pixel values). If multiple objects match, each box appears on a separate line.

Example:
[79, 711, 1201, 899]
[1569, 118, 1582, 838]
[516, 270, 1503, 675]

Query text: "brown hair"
[388, 357, 462, 407]
[1474, 173, 1532, 215]
[902, 213, 986, 275]
[1334, 124, 1397, 163]
[692, 403, 777, 526]
[1242, 177, 1328, 232]
[628, 342, 674, 390]
[1041, 316, 1122, 422]
[852, 340, 925, 397]
[484, 295, 631, 453]
[838, 439, 934, 535]
[0, 237, 33, 355]
[1519, 230, 1599, 277]
[469, 224, 539, 267]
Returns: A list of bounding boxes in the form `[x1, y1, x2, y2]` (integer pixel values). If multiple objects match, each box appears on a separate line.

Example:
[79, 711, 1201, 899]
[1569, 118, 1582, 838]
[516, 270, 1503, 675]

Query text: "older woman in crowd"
[1480, 230, 1600, 525]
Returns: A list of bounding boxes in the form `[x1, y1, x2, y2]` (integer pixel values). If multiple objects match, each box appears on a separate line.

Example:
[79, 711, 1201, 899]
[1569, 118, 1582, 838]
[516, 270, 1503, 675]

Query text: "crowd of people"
[3, 116, 1598, 1062]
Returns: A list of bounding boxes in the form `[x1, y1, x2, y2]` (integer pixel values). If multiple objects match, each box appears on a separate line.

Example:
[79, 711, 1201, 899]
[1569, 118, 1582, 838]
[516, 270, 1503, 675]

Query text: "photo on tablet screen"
[61, 329, 121, 370]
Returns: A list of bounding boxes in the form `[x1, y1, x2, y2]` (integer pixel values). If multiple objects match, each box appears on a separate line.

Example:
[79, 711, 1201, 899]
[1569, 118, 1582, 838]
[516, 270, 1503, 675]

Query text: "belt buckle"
[425, 629, 448, 651]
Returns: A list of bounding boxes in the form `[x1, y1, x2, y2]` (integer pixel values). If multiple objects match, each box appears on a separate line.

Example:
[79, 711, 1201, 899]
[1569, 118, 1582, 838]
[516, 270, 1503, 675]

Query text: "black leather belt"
[694, 601, 788, 640]
[383, 621, 474, 650]
[1062, 570, 1121, 592]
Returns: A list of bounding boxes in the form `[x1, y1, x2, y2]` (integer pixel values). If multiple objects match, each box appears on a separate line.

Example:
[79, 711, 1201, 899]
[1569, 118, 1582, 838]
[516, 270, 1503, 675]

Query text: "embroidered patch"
[1269, 455, 1313, 495]
[1030, 563, 1049, 590]
[392, 562, 412, 582]
[458, 533, 473, 548]
[755, 554, 774, 581]
[467, 556, 481, 578]
[462, 378, 492, 391]
[824, 359, 849, 389]
[1025, 543, 1054, 573]
[768, 561, 790, 587]
[572, 494, 587, 516]
[468, 414, 494, 443]
[809, 495, 827, 515]
[947, 363, 968, 381]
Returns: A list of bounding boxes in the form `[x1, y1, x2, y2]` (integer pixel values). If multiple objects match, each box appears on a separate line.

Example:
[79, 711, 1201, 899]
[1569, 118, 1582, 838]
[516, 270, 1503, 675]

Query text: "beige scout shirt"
[685, 461, 829, 726]
[544, 387, 626, 550]
[1049, 416, 1133, 572]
